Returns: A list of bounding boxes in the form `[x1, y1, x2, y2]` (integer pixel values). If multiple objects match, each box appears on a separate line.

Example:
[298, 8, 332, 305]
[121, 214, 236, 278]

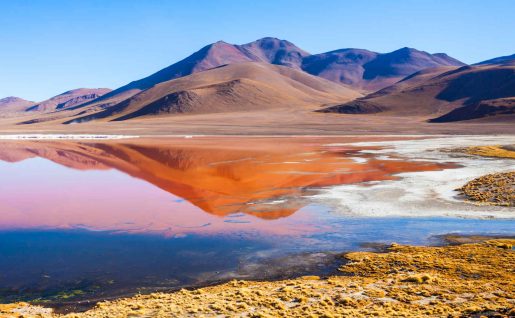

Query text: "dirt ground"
[1, 110, 514, 136]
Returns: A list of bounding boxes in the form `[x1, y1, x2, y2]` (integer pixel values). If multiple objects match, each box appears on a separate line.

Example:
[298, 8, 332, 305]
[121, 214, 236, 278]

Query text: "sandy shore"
[1, 237, 513, 317]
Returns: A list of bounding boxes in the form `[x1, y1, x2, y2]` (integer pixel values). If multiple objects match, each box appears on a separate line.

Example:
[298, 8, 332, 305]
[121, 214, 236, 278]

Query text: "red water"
[0, 136, 455, 236]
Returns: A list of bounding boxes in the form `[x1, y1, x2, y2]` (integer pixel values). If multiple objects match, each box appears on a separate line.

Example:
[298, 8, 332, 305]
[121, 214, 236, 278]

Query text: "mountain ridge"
[68, 38, 466, 115]
[64, 62, 361, 123]
[319, 62, 515, 122]
[4, 37, 514, 128]
[475, 53, 515, 65]
[25, 88, 112, 112]
[0, 97, 36, 114]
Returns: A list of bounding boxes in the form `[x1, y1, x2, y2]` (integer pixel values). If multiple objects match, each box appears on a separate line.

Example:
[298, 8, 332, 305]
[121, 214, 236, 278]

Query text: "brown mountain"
[0, 97, 35, 114]
[319, 62, 515, 122]
[64, 62, 361, 123]
[301, 49, 378, 89]
[78, 38, 309, 111]
[1, 38, 476, 129]
[69, 39, 464, 116]
[26, 88, 112, 112]
[302, 47, 465, 91]
[238, 37, 310, 69]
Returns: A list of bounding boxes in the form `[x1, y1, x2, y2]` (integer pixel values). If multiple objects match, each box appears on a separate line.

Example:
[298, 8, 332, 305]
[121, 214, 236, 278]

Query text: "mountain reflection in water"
[0, 137, 454, 236]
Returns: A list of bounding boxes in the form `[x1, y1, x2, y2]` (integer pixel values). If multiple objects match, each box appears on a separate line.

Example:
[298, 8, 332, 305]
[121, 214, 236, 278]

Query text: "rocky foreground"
[1, 239, 514, 318]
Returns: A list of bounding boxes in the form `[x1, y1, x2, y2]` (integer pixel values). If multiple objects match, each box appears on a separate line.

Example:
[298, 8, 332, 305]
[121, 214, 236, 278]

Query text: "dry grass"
[465, 145, 515, 159]
[458, 171, 514, 206]
[2, 239, 514, 317]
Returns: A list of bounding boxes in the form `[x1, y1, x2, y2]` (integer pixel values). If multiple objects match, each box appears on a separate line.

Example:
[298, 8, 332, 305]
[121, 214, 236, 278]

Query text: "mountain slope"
[475, 54, 515, 65]
[302, 47, 466, 91]
[319, 63, 515, 122]
[26, 88, 111, 112]
[97, 41, 253, 100]
[430, 97, 515, 122]
[0, 97, 35, 114]
[77, 38, 309, 110]
[301, 49, 378, 89]
[72, 39, 465, 115]
[65, 62, 361, 123]
[2, 38, 469, 127]
[238, 37, 310, 69]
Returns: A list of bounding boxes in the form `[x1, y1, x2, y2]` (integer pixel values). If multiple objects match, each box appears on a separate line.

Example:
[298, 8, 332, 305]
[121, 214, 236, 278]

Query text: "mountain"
[1, 38, 471, 128]
[302, 47, 465, 91]
[74, 39, 464, 115]
[430, 97, 515, 122]
[26, 88, 111, 112]
[80, 38, 310, 110]
[301, 48, 378, 89]
[475, 53, 515, 65]
[238, 37, 310, 69]
[72, 37, 464, 113]
[65, 62, 361, 123]
[319, 62, 515, 122]
[0, 97, 35, 113]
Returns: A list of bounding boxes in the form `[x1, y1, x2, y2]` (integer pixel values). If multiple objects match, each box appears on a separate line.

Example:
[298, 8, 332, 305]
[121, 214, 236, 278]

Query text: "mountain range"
[65, 62, 360, 123]
[320, 61, 515, 122]
[74, 37, 465, 110]
[26, 88, 111, 112]
[0, 88, 111, 115]
[1, 37, 514, 130]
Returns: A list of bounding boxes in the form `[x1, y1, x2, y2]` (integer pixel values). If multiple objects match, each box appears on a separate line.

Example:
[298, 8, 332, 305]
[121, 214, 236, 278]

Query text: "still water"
[0, 137, 512, 305]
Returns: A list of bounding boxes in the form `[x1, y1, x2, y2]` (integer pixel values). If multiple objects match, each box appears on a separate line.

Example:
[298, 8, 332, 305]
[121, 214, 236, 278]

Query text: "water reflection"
[2, 137, 504, 305]
[0, 137, 454, 236]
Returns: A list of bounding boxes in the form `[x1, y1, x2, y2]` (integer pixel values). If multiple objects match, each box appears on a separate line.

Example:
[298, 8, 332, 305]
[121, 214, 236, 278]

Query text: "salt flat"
[316, 136, 515, 219]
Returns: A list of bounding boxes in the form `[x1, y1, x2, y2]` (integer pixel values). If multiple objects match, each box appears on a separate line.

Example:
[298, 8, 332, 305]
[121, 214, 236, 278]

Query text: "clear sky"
[1, 0, 514, 101]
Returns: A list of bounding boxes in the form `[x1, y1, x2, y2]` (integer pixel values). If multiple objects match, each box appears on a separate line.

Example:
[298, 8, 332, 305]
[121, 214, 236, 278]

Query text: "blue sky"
[1, 0, 514, 101]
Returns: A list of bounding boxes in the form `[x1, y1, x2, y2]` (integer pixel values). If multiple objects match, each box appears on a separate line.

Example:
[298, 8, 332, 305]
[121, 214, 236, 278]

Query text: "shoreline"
[315, 136, 515, 219]
[0, 133, 514, 138]
[1, 135, 513, 317]
[0, 134, 139, 140]
[2, 235, 513, 317]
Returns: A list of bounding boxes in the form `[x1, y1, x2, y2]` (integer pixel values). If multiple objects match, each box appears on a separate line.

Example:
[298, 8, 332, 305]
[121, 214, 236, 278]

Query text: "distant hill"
[0, 97, 35, 114]
[475, 53, 515, 65]
[238, 37, 310, 69]
[319, 63, 515, 122]
[65, 62, 361, 123]
[302, 47, 465, 91]
[430, 97, 515, 122]
[26, 88, 112, 112]
[302, 48, 378, 89]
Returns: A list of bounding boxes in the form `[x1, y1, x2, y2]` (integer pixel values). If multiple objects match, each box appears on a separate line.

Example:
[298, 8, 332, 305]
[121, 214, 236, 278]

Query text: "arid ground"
[1, 110, 514, 136]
